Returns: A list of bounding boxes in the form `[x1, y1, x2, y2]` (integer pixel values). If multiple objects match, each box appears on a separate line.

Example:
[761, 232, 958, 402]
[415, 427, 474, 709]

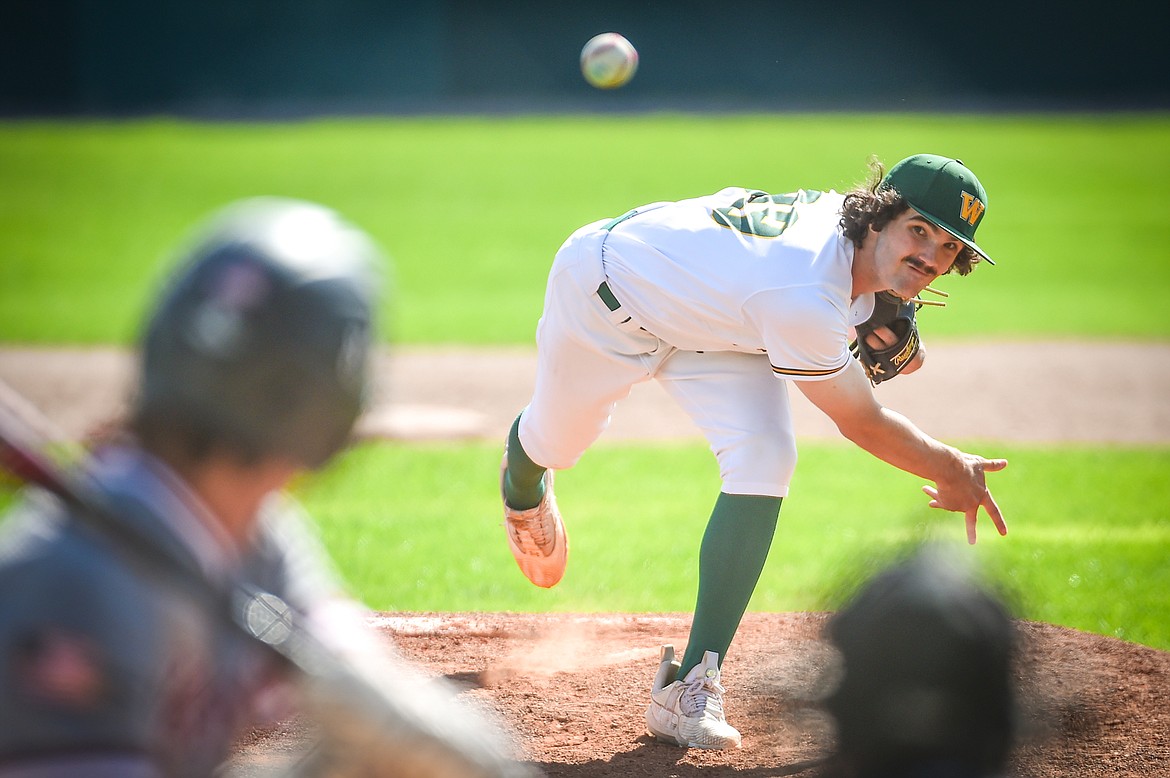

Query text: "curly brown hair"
[839, 158, 979, 276]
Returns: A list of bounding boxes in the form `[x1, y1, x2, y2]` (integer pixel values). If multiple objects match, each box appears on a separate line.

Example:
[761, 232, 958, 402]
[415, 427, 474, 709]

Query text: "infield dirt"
[3, 341, 1169, 445]
[231, 612, 1169, 777]
[3, 343, 1169, 776]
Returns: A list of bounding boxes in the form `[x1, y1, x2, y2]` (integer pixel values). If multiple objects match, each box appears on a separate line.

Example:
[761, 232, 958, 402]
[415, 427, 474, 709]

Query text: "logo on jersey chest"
[711, 190, 824, 238]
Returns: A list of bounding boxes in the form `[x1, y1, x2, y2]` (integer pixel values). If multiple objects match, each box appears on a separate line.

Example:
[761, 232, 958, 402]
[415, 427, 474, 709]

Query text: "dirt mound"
[231, 612, 1170, 777]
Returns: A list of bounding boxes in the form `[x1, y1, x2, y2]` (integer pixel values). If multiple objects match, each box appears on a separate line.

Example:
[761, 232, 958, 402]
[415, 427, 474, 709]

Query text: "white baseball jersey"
[601, 187, 875, 380]
[520, 187, 876, 496]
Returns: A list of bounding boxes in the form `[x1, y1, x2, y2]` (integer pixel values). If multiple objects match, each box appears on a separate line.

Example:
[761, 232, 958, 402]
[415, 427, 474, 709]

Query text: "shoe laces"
[679, 671, 726, 719]
[508, 495, 555, 553]
[521, 507, 553, 548]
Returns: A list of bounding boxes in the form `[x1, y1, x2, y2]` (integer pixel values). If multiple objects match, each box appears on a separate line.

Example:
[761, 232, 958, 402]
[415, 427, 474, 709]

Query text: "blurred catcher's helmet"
[825, 545, 1016, 777]
[138, 197, 384, 468]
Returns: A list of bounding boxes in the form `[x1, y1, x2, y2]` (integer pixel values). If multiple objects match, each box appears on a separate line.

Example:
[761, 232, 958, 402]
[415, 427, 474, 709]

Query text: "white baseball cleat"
[500, 454, 568, 588]
[645, 645, 742, 749]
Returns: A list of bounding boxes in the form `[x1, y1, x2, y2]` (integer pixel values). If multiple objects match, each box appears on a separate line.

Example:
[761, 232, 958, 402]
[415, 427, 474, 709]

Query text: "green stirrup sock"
[678, 492, 782, 678]
[503, 413, 547, 510]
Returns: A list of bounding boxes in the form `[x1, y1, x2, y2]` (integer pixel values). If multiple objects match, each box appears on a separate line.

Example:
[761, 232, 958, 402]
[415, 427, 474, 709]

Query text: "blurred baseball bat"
[0, 379, 536, 778]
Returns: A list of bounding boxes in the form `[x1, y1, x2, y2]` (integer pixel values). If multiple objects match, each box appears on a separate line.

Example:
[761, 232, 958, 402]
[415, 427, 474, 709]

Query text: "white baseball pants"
[518, 220, 798, 498]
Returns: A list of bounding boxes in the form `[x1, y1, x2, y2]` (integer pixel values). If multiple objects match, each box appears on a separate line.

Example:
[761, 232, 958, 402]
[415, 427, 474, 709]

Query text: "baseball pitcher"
[499, 155, 1008, 749]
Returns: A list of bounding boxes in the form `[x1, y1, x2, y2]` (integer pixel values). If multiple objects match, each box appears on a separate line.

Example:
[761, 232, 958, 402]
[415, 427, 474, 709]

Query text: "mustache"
[903, 256, 933, 274]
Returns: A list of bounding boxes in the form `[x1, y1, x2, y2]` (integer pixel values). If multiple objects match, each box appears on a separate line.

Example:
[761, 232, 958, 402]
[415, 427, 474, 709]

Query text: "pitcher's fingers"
[985, 493, 1008, 536]
[966, 509, 978, 545]
[865, 326, 898, 349]
[923, 485, 943, 510]
[982, 458, 1009, 472]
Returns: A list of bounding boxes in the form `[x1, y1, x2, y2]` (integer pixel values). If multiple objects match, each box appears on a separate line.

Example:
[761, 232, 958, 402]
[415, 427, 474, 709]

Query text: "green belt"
[597, 208, 641, 313]
[597, 281, 622, 312]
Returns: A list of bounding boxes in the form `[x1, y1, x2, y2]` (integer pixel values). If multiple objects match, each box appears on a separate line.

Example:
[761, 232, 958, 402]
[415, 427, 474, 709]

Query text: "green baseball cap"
[880, 154, 995, 265]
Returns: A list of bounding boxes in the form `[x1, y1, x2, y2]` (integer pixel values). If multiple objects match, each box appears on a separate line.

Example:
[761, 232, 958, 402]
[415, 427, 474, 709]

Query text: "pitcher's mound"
[232, 612, 1169, 777]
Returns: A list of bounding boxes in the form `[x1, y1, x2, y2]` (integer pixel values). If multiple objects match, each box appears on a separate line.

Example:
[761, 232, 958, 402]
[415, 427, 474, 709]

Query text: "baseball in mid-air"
[580, 33, 638, 90]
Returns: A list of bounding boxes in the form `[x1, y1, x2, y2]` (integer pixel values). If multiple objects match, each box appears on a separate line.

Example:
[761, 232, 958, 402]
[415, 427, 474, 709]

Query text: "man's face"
[870, 208, 963, 299]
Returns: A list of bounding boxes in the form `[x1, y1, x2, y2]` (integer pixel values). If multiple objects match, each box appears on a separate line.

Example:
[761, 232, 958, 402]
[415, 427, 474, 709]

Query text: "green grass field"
[294, 441, 1170, 652]
[1, 114, 1168, 651]
[2, 114, 1169, 344]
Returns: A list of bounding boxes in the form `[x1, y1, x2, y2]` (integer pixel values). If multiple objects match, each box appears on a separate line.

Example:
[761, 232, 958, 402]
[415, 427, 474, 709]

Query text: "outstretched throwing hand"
[922, 455, 1009, 544]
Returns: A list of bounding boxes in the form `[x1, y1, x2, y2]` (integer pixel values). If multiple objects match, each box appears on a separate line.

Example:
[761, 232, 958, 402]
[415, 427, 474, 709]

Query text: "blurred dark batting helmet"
[137, 197, 384, 468]
[825, 545, 1016, 777]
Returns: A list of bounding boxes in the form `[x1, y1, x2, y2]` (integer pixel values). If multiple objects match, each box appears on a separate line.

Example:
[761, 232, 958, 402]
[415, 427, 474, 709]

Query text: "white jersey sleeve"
[745, 286, 855, 380]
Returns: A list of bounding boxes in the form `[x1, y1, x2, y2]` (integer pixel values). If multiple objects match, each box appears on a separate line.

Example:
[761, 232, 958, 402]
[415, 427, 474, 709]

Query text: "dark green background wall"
[2, 1, 1165, 115]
